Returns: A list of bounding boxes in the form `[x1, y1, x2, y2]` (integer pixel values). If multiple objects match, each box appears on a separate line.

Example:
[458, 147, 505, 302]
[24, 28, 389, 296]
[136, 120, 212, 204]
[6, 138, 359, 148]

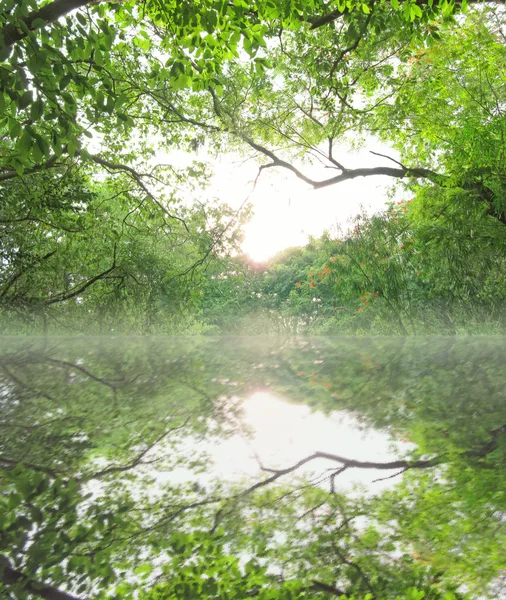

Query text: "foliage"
[2, 2, 506, 596]
[1, 1, 506, 333]
[2, 337, 505, 599]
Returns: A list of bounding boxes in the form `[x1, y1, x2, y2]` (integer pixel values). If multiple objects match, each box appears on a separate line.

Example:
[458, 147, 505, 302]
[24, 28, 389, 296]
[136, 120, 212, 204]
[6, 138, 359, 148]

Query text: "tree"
[0, 159, 247, 333]
[169, 4, 505, 226]
[0, 0, 489, 180]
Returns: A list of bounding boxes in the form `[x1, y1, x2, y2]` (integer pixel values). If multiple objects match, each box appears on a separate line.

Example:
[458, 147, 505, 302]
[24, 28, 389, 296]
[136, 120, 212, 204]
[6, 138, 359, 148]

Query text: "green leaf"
[18, 91, 33, 110]
[134, 563, 152, 576]
[59, 74, 72, 90]
[67, 136, 78, 157]
[17, 130, 32, 155]
[31, 141, 43, 163]
[35, 134, 50, 158]
[76, 12, 87, 26]
[0, 44, 13, 62]
[9, 119, 21, 139]
[95, 49, 103, 66]
[30, 98, 44, 121]
[12, 157, 24, 176]
[32, 18, 47, 28]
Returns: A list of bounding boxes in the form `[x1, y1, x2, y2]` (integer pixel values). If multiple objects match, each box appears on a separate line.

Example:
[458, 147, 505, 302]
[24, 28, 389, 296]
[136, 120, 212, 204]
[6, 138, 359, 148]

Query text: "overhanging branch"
[208, 88, 443, 190]
[84, 152, 191, 233]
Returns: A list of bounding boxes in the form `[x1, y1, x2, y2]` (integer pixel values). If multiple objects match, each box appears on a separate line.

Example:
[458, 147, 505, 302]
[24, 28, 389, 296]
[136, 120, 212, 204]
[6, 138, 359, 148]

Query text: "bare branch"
[372, 467, 408, 483]
[369, 150, 406, 168]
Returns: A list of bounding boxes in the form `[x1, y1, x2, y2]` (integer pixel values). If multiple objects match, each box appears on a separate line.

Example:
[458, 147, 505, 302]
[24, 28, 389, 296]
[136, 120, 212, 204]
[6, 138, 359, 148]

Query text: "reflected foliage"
[1, 337, 505, 599]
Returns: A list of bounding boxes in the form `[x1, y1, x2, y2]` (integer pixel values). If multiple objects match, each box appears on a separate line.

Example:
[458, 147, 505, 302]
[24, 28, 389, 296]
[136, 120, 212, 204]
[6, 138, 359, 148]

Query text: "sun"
[241, 218, 308, 263]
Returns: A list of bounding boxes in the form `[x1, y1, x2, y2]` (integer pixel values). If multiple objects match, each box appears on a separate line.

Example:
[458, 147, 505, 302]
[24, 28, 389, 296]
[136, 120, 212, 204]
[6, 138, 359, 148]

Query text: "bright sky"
[91, 132, 402, 263]
[205, 143, 403, 262]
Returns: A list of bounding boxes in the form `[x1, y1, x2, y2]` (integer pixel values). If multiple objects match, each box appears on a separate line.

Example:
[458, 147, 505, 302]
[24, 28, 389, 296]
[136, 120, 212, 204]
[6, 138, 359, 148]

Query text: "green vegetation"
[1, 0, 506, 598]
[1, 338, 506, 599]
[1, 0, 505, 334]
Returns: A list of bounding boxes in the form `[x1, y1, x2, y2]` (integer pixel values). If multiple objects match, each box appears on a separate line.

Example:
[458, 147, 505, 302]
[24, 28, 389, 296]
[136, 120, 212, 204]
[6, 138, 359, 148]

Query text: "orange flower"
[297, 372, 304, 377]
[296, 281, 302, 287]
[309, 282, 315, 288]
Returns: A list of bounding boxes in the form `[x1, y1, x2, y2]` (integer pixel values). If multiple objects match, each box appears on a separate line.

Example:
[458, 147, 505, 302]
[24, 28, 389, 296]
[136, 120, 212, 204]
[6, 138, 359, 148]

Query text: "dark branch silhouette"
[1, 0, 93, 50]
[1, 554, 83, 600]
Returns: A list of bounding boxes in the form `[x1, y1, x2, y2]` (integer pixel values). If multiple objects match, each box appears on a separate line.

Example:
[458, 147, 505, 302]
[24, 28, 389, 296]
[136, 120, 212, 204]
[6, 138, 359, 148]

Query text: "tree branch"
[307, 0, 500, 31]
[0, 0, 104, 50]
[0, 456, 61, 478]
[208, 88, 443, 190]
[44, 357, 119, 390]
[249, 425, 506, 494]
[89, 415, 193, 480]
[310, 579, 348, 596]
[0, 155, 59, 182]
[84, 152, 190, 233]
[0, 251, 57, 298]
[46, 263, 117, 305]
[1, 555, 83, 600]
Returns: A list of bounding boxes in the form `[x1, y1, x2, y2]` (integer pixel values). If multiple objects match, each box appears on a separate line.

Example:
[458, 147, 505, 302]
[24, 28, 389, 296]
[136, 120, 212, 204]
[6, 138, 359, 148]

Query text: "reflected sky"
[209, 390, 401, 490]
[1, 336, 504, 493]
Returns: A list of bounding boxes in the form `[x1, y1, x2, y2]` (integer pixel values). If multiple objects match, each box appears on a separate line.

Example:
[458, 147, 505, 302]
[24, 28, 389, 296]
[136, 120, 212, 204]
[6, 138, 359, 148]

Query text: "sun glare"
[201, 144, 403, 263]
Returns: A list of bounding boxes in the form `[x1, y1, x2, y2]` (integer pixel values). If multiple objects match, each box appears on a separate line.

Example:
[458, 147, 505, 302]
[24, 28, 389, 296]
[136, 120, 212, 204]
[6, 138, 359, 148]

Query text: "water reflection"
[1, 337, 505, 600]
[1, 336, 505, 484]
[211, 390, 399, 490]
